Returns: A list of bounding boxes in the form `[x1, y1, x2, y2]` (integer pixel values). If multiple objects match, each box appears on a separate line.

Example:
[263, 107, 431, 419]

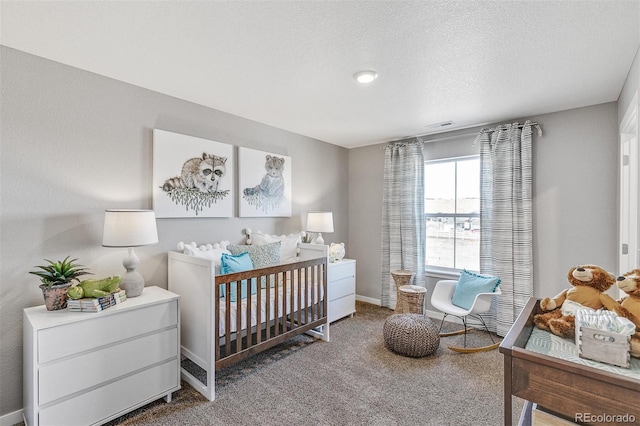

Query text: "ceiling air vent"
[426, 121, 454, 129]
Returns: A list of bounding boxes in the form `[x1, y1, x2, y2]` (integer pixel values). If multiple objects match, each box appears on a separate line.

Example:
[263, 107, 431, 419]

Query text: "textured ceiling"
[1, 1, 639, 148]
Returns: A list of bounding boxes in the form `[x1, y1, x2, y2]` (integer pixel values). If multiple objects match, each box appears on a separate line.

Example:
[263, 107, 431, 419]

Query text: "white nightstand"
[327, 259, 356, 323]
[23, 286, 180, 426]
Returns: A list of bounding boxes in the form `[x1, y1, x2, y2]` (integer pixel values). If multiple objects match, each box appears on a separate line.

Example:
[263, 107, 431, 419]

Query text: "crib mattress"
[217, 279, 325, 337]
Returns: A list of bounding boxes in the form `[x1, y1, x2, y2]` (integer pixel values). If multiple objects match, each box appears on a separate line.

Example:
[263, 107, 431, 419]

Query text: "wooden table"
[500, 298, 640, 426]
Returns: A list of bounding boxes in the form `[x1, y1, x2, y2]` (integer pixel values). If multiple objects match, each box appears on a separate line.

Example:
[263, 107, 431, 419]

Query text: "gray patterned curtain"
[476, 120, 540, 336]
[381, 139, 425, 309]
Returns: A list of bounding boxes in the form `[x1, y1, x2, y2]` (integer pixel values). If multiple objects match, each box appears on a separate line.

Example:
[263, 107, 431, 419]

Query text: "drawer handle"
[592, 333, 616, 343]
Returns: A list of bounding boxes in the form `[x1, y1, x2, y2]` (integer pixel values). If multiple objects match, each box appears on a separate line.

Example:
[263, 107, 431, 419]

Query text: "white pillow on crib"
[249, 231, 303, 263]
[178, 241, 231, 275]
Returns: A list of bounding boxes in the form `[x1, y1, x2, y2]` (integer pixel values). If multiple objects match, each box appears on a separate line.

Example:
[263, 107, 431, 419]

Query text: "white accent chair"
[430, 280, 502, 352]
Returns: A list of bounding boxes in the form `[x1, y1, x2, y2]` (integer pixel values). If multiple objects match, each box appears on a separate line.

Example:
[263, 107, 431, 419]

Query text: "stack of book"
[67, 289, 127, 312]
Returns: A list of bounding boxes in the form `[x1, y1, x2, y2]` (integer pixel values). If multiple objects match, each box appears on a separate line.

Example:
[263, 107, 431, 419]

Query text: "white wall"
[348, 103, 620, 310]
[0, 47, 349, 417]
[618, 46, 639, 125]
[617, 46, 640, 269]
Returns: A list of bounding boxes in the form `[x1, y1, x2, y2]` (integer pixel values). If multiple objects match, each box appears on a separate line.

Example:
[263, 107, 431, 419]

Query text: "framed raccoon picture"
[152, 129, 234, 218]
[239, 147, 292, 217]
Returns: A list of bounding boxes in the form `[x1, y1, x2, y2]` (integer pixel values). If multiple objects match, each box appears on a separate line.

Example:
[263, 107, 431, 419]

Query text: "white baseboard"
[0, 409, 23, 426]
[425, 309, 444, 321]
[355, 294, 381, 306]
[354, 296, 463, 326]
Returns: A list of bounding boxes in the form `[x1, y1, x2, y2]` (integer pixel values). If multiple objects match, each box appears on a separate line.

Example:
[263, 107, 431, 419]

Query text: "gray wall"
[0, 47, 349, 416]
[349, 103, 620, 310]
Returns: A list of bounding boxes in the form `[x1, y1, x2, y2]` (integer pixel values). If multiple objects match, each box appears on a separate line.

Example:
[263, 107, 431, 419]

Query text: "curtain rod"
[482, 121, 538, 133]
[387, 121, 542, 146]
[480, 121, 542, 138]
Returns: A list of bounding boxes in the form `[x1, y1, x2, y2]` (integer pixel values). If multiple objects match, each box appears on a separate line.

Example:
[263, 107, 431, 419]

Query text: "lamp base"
[120, 247, 144, 297]
[312, 233, 325, 245]
[120, 271, 145, 297]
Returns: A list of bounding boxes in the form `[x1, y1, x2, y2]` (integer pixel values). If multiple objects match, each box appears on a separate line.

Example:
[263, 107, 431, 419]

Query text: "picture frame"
[239, 147, 292, 217]
[152, 129, 234, 218]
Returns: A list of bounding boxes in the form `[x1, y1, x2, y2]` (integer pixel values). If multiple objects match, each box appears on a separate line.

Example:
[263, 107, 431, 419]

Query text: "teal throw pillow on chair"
[451, 269, 501, 310]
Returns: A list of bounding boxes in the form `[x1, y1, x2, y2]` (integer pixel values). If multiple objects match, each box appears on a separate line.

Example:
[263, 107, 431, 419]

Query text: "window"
[425, 156, 480, 271]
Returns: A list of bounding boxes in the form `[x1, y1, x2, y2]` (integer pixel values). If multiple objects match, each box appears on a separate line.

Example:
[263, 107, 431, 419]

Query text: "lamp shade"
[306, 211, 334, 233]
[102, 210, 159, 247]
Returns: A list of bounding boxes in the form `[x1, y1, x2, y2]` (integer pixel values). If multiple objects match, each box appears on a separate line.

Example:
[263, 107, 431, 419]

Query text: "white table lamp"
[102, 210, 158, 297]
[306, 211, 334, 245]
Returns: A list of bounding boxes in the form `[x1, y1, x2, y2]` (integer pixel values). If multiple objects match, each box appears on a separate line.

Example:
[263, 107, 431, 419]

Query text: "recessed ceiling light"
[354, 70, 378, 84]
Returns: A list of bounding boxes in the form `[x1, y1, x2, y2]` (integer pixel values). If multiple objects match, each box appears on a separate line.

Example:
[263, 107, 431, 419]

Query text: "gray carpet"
[107, 302, 524, 426]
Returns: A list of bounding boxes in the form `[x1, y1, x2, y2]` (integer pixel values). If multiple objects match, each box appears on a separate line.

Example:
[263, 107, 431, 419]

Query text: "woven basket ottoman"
[383, 314, 440, 357]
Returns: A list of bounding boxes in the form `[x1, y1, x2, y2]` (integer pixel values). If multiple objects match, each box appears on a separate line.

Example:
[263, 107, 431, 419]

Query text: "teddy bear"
[329, 242, 345, 262]
[611, 268, 640, 358]
[533, 264, 618, 339]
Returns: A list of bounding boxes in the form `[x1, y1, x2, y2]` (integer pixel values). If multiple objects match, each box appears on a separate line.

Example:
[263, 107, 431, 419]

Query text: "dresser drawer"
[329, 261, 355, 281]
[38, 300, 178, 364]
[39, 359, 179, 426]
[39, 328, 178, 405]
[328, 276, 355, 300]
[327, 259, 356, 323]
[329, 295, 355, 323]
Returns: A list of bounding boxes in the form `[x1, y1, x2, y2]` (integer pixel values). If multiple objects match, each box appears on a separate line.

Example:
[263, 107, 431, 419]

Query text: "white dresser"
[23, 286, 180, 426]
[327, 259, 356, 323]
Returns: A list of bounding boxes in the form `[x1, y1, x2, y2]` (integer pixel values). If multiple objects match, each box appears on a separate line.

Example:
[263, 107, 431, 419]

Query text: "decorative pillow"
[249, 232, 303, 263]
[178, 241, 231, 275]
[451, 269, 501, 310]
[228, 241, 281, 289]
[228, 241, 281, 268]
[219, 252, 257, 302]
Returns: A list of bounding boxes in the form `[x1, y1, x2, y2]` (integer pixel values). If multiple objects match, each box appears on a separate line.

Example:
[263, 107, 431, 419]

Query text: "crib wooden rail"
[214, 257, 327, 369]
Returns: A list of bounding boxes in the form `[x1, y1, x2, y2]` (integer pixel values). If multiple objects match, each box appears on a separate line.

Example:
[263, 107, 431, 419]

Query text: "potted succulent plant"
[30, 256, 92, 310]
